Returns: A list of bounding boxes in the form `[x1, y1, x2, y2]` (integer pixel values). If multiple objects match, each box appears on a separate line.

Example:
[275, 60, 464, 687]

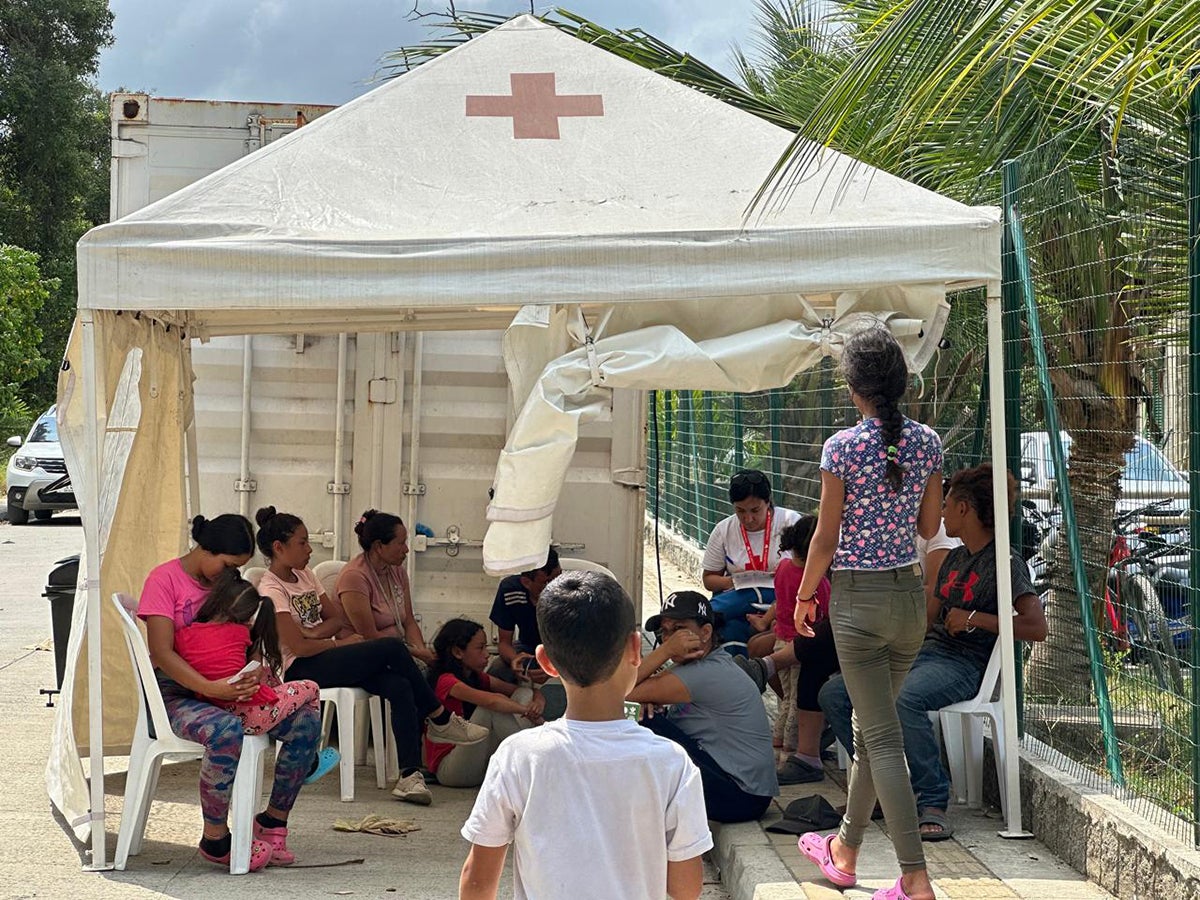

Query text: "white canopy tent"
[50, 15, 1020, 869]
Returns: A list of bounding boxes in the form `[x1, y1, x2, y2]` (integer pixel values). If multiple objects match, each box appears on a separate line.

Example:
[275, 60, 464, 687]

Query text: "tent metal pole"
[405, 334, 425, 586]
[237, 335, 254, 518]
[332, 333, 349, 560]
[80, 309, 112, 870]
[182, 340, 202, 525]
[987, 286, 1031, 839]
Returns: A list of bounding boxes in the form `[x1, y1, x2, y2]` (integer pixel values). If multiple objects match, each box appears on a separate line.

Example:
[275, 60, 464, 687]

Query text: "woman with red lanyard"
[701, 470, 800, 647]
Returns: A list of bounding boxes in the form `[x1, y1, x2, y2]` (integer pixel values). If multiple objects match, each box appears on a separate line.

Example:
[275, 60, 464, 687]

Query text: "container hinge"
[233, 479, 257, 493]
[327, 482, 350, 495]
[612, 467, 646, 488]
[403, 482, 426, 496]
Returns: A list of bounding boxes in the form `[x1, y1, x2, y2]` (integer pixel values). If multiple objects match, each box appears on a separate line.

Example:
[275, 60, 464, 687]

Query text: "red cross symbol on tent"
[466, 73, 604, 139]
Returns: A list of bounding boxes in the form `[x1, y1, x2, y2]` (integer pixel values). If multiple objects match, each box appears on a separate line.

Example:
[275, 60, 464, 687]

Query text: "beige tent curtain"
[46, 311, 192, 840]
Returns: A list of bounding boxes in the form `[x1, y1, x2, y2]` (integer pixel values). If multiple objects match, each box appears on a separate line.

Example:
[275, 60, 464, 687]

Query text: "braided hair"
[842, 326, 909, 492]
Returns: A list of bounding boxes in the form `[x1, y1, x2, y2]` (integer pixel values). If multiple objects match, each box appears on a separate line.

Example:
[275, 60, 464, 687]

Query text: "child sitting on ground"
[173, 569, 321, 735]
[424, 618, 545, 788]
[459, 571, 713, 900]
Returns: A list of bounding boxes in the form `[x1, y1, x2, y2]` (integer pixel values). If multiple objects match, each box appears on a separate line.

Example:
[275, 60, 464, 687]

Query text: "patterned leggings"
[159, 674, 321, 828]
[217, 679, 320, 735]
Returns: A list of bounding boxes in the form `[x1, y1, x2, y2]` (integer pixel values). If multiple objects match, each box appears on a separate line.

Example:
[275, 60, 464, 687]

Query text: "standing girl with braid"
[793, 327, 942, 900]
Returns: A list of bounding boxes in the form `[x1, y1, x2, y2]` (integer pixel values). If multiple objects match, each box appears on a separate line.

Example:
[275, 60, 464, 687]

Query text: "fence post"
[733, 393, 745, 471]
[769, 388, 783, 488]
[1187, 64, 1200, 848]
[701, 391, 718, 535]
[1001, 161, 1026, 735]
[1007, 192, 1125, 787]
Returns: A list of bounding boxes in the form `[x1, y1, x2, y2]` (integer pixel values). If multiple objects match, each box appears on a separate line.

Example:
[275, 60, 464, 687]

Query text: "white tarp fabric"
[53, 13, 1002, 844]
[48, 312, 191, 840]
[485, 294, 943, 573]
[75, 15, 999, 334]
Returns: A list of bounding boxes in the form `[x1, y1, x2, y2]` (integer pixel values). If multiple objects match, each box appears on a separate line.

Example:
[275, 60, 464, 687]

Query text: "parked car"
[6, 406, 75, 525]
[1020, 431, 1189, 525]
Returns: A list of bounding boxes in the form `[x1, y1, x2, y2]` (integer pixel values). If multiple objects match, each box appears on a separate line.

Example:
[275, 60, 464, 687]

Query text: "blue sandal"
[304, 747, 340, 784]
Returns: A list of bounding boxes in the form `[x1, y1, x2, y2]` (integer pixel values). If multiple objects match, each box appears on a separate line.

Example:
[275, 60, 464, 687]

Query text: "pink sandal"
[797, 831, 856, 888]
[872, 877, 915, 899]
[198, 837, 273, 872]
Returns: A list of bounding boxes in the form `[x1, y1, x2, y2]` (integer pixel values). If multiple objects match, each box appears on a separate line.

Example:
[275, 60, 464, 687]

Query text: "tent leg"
[80, 310, 112, 870]
[986, 288, 1031, 839]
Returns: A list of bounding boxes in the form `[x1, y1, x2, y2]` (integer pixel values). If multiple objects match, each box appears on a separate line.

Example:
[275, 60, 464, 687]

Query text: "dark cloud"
[99, 1, 759, 105]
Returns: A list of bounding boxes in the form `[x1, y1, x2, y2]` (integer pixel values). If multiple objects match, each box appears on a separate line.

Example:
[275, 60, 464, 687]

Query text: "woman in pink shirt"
[335, 510, 434, 664]
[137, 513, 321, 871]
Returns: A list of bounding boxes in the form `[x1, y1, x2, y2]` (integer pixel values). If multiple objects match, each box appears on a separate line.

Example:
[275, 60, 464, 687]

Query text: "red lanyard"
[739, 507, 773, 571]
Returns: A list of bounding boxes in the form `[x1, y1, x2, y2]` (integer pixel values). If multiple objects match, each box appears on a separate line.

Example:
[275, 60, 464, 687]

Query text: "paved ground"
[0, 517, 728, 899]
[0, 517, 1116, 899]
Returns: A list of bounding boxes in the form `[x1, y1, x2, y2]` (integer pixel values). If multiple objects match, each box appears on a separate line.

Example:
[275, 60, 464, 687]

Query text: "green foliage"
[0, 244, 52, 423]
[0, 0, 113, 409]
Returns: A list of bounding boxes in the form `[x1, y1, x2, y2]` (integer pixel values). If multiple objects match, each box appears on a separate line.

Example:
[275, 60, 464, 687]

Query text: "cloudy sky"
[98, 1, 764, 105]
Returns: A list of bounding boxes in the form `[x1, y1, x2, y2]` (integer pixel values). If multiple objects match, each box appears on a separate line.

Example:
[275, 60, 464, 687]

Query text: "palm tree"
[385, 2, 1194, 702]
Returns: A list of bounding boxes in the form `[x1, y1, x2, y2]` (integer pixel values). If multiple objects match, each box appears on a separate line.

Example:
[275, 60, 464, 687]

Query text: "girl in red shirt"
[424, 618, 545, 788]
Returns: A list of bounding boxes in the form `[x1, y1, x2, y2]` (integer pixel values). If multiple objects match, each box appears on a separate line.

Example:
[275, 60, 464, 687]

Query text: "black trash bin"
[44, 554, 79, 690]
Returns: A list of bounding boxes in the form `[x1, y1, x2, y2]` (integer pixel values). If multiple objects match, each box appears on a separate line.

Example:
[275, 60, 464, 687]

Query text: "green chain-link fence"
[648, 89, 1200, 846]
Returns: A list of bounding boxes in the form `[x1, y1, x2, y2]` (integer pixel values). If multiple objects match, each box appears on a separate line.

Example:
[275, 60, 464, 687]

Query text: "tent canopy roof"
[77, 16, 999, 335]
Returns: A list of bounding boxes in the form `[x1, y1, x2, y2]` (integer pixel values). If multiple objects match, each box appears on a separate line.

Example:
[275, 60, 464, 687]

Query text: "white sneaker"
[426, 713, 489, 746]
[391, 771, 432, 805]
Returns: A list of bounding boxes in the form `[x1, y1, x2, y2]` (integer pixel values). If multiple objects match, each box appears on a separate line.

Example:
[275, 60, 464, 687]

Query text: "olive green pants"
[829, 567, 928, 873]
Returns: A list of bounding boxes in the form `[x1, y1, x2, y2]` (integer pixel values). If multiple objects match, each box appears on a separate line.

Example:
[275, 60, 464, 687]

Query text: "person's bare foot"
[900, 870, 935, 900]
[918, 807, 949, 838]
[829, 834, 858, 874]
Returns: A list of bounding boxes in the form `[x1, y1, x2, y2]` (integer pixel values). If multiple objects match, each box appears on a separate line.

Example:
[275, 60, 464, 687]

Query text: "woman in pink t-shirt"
[334, 510, 433, 664]
[137, 513, 321, 871]
[254, 506, 489, 807]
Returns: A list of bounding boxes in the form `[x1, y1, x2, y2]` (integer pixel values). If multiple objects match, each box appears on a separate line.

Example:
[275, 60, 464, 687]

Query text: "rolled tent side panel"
[46, 312, 193, 840]
[484, 302, 944, 574]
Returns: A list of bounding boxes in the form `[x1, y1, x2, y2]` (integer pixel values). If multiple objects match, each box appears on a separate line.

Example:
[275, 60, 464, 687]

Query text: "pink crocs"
[797, 831, 856, 888]
[253, 820, 295, 866]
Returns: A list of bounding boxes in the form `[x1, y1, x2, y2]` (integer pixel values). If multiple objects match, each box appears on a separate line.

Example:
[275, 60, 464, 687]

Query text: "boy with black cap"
[631, 591, 778, 823]
[459, 572, 711, 900]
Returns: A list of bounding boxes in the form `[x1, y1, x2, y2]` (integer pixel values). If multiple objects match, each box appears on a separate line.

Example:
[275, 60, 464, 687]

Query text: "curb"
[712, 820, 806, 900]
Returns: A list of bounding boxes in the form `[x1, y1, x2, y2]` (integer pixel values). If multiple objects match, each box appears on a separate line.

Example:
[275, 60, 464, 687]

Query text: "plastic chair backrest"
[110, 593, 180, 745]
[242, 566, 267, 588]
[972, 639, 1004, 706]
[557, 557, 617, 580]
[313, 559, 347, 602]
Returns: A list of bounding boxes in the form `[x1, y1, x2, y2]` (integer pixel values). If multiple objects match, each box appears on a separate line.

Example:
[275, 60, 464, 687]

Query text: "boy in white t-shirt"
[460, 571, 712, 900]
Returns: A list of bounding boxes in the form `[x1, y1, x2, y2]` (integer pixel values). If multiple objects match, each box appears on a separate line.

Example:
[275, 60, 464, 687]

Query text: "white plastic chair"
[110, 593, 270, 875]
[557, 557, 617, 579]
[318, 688, 391, 800]
[242, 566, 267, 588]
[310, 558, 397, 784]
[934, 641, 1008, 816]
[312, 559, 346, 601]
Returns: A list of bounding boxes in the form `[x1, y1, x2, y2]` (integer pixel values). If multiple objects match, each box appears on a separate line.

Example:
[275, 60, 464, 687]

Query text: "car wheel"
[34, 509, 52, 521]
[6, 498, 28, 525]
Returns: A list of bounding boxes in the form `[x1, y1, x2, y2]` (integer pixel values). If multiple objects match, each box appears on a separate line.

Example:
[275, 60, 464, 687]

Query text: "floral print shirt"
[821, 416, 942, 570]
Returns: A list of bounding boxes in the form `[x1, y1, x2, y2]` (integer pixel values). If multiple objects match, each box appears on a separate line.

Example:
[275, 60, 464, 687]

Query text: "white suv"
[5, 406, 75, 525]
